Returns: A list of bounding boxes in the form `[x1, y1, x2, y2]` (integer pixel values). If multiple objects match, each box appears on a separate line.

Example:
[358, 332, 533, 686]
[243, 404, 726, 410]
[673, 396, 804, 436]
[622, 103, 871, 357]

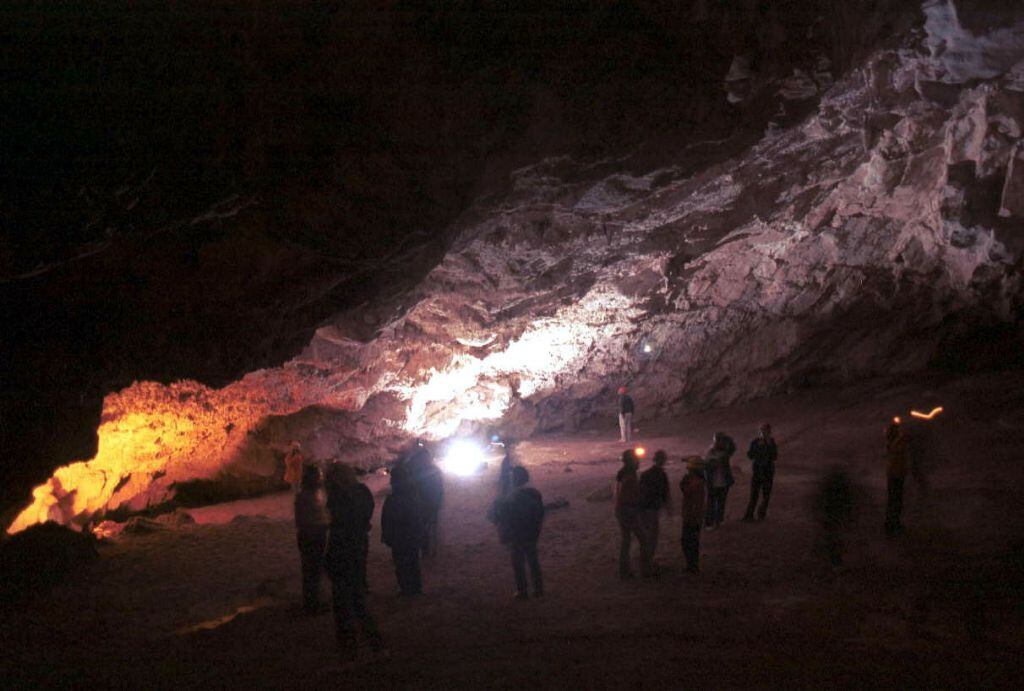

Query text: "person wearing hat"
[680, 455, 707, 573]
[637, 449, 672, 577]
[618, 386, 635, 442]
[743, 423, 778, 522]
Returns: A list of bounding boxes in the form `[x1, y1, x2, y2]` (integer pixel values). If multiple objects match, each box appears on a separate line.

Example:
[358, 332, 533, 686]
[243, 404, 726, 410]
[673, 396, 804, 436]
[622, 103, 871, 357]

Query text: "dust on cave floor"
[4, 371, 1024, 689]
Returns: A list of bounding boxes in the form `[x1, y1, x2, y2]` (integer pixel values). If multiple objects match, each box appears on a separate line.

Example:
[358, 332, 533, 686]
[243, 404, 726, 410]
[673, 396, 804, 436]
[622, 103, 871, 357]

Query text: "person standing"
[743, 423, 778, 522]
[704, 432, 736, 530]
[680, 456, 707, 573]
[618, 387, 635, 442]
[324, 463, 383, 661]
[381, 470, 424, 596]
[884, 417, 909, 536]
[497, 438, 516, 498]
[491, 466, 545, 600]
[283, 441, 305, 491]
[411, 447, 444, 558]
[637, 449, 672, 577]
[294, 465, 328, 613]
[614, 449, 643, 579]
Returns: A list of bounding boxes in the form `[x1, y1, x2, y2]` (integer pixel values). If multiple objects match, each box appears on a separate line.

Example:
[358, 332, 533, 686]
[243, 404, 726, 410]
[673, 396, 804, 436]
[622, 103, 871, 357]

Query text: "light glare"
[442, 439, 486, 476]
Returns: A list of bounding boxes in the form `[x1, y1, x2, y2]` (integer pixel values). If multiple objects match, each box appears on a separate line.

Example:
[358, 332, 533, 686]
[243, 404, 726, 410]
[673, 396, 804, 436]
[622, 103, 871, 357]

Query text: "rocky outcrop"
[7, 1, 1024, 533]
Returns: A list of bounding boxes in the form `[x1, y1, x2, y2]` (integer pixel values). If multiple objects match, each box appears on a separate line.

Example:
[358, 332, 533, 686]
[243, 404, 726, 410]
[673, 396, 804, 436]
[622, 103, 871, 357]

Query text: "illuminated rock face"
[8, 3, 1024, 533]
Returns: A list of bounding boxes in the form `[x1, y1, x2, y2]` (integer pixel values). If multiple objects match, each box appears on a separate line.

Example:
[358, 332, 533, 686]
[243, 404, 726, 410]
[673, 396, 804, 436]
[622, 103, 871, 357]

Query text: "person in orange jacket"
[284, 441, 305, 491]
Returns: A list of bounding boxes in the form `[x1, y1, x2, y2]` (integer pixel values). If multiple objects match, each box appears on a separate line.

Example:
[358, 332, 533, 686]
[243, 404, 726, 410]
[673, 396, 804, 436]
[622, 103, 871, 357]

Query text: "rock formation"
[6, 1, 1024, 533]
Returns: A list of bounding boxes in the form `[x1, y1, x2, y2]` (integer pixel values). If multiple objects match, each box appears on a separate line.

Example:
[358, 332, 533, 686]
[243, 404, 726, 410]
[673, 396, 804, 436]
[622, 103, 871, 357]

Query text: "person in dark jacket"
[492, 466, 545, 599]
[884, 417, 909, 536]
[618, 386, 635, 442]
[294, 464, 328, 613]
[381, 470, 424, 596]
[743, 423, 778, 522]
[411, 447, 444, 558]
[637, 449, 672, 577]
[614, 449, 643, 579]
[325, 462, 383, 661]
[680, 456, 707, 573]
[704, 432, 736, 529]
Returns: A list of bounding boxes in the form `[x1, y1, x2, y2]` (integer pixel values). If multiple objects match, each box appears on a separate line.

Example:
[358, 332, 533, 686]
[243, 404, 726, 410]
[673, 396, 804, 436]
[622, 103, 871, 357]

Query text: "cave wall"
[1, 0, 919, 515]
[7, 0, 1023, 534]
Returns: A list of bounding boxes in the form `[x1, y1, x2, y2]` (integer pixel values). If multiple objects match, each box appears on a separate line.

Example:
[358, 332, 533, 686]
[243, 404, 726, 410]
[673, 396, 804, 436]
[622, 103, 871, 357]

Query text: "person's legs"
[625, 413, 633, 441]
[705, 490, 716, 528]
[637, 509, 658, 576]
[885, 477, 905, 535]
[682, 523, 700, 572]
[298, 529, 326, 612]
[330, 573, 357, 657]
[350, 582, 383, 651]
[757, 473, 774, 520]
[524, 541, 543, 596]
[392, 548, 408, 593]
[744, 477, 762, 521]
[619, 413, 627, 442]
[707, 489, 724, 527]
[511, 543, 528, 597]
[421, 512, 439, 558]
[407, 548, 423, 594]
[718, 487, 730, 526]
[618, 517, 634, 578]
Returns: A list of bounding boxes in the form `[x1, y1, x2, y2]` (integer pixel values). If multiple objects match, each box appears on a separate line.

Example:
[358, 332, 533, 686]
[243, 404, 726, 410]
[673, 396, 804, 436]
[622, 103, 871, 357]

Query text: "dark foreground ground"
[3, 372, 1024, 689]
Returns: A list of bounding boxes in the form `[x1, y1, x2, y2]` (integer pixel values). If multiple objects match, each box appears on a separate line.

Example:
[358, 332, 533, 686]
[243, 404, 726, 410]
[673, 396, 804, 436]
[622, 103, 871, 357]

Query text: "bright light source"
[635, 446, 646, 458]
[442, 439, 486, 477]
[893, 416, 901, 424]
[642, 343, 652, 353]
[910, 406, 944, 420]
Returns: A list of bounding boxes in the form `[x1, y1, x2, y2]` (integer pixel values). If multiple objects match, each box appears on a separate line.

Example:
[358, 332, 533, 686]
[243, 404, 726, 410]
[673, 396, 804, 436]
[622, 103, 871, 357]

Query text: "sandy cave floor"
[3, 372, 1024, 689]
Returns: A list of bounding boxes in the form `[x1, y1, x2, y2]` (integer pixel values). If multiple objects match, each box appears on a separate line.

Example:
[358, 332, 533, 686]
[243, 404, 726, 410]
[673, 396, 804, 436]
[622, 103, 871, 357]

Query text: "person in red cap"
[618, 386, 635, 442]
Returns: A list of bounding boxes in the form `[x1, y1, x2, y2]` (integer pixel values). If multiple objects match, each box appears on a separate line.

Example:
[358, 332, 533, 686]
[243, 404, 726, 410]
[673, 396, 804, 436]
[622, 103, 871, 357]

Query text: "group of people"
[288, 441, 443, 661]
[613, 423, 779, 576]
